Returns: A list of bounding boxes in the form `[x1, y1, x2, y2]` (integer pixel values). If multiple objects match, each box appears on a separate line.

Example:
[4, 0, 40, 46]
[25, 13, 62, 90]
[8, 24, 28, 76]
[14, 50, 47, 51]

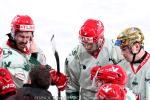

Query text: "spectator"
[6, 65, 53, 100]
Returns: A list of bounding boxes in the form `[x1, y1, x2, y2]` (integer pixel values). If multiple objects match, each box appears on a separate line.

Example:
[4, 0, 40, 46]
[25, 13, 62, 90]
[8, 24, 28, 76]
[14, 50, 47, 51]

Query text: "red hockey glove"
[49, 68, 67, 91]
[0, 68, 16, 96]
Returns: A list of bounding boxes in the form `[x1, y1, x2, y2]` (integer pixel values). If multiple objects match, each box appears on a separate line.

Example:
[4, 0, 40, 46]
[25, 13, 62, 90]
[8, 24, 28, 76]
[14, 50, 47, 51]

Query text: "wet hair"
[29, 65, 50, 89]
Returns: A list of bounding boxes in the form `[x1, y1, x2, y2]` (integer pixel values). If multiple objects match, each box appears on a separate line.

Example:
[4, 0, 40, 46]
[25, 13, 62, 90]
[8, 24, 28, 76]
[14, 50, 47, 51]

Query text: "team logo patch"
[2, 48, 12, 58]
[20, 25, 35, 31]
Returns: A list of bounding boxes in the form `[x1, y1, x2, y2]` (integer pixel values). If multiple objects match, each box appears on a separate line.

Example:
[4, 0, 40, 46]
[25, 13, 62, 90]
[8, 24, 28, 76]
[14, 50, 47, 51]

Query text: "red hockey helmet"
[11, 15, 35, 36]
[97, 83, 126, 100]
[79, 19, 104, 44]
[92, 64, 127, 86]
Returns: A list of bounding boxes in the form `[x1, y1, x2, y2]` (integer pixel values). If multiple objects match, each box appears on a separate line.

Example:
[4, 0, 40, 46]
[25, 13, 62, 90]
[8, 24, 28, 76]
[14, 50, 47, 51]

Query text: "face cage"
[79, 35, 104, 53]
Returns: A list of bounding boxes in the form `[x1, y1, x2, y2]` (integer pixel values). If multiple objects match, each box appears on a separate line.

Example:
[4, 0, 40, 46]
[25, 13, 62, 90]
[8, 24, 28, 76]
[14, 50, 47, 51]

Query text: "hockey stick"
[50, 34, 61, 100]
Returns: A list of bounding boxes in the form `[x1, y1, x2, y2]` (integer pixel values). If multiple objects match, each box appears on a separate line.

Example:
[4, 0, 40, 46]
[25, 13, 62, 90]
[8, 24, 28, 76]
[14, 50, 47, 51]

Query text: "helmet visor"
[115, 39, 123, 46]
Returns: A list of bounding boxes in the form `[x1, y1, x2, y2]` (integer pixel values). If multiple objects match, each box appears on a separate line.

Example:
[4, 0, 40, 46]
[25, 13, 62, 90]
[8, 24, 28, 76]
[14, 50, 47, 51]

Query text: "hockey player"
[90, 64, 127, 87]
[97, 83, 137, 100]
[115, 27, 150, 100]
[65, 19, 127, 100]
[97, 83, 126, 100]
[6, 65, 54, 100]
[0, 15, 67, 92]
[90, 64, 136, 100]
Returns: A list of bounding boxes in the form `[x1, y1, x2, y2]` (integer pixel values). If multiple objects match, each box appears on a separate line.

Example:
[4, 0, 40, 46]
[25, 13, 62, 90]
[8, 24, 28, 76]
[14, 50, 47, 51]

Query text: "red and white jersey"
[0, 42, 46, 88]
[65, 39, 128, 100]
[123, 53, 150, 100]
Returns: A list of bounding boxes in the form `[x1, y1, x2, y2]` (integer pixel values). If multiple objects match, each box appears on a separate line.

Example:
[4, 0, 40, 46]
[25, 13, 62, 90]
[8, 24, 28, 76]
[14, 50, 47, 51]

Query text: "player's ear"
[30, 36, 33, 42]
[131, 43, 140, 54]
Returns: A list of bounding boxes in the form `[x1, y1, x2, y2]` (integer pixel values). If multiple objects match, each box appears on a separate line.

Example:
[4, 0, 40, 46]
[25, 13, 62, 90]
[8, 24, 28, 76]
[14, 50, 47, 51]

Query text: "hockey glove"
[0, 68, 16, 96]
[49, 68, 67, 91]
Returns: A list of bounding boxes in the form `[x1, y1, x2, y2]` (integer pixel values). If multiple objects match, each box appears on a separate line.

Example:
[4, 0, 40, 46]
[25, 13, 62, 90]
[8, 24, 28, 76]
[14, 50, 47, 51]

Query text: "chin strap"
[130, 45, 142, 63]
